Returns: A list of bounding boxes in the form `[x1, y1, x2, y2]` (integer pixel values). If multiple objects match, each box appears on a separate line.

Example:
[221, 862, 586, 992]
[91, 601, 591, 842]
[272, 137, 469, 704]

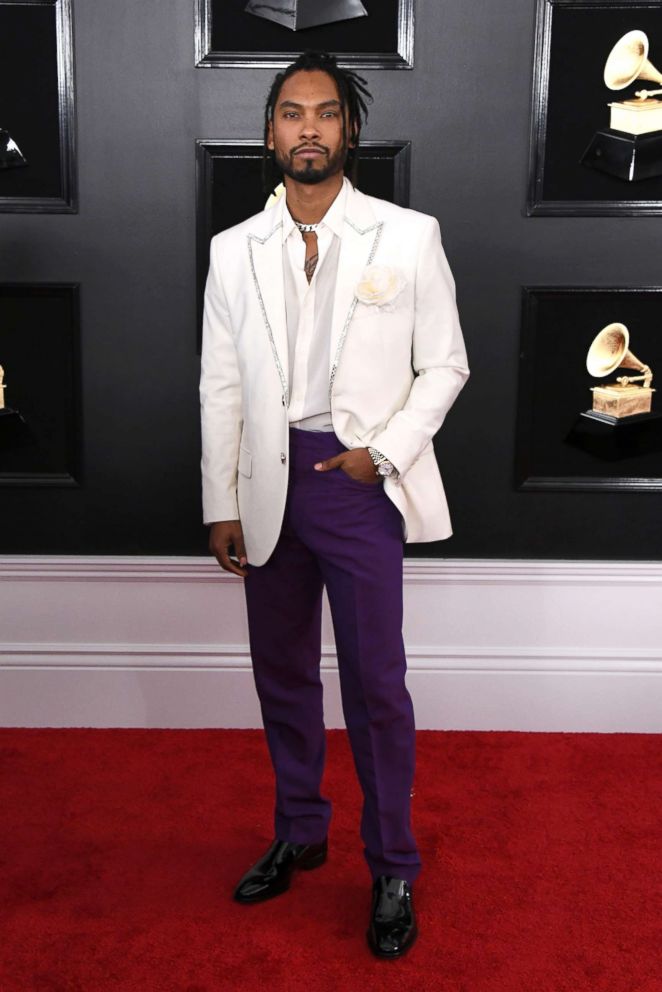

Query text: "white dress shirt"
[282, 178, 348, 432]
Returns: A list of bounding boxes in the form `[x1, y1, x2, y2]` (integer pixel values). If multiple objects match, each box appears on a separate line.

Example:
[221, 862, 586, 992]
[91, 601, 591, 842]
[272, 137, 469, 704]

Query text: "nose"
[299, 115, 321, 142]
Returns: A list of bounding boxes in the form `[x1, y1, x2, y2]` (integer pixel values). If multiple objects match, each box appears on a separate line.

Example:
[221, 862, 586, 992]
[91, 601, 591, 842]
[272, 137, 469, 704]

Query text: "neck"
[284, 172, 344, 225]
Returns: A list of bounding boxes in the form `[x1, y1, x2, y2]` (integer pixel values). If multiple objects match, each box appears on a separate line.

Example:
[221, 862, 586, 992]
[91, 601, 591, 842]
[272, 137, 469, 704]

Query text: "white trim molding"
[1, 556, 661, 731]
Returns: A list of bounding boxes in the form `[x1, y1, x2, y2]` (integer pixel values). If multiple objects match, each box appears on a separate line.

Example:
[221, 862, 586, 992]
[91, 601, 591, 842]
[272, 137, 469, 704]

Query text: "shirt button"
[280, 452, 286, 464]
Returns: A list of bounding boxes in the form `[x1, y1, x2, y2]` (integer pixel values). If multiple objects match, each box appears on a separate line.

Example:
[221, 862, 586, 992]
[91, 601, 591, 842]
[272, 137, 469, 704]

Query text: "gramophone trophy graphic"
[604, 31, 662, 130]
[584, 323, 654, 421]
[244, 0, 368, 31]
[0, 130, 27, 170]
[566, 321, 662, 461]
[0, 363, 30, 450]
[0, 363, 17, 418]
[245, 0, 368, 31]
[0, 363, 17, 427]
[582, 29, 662, 182]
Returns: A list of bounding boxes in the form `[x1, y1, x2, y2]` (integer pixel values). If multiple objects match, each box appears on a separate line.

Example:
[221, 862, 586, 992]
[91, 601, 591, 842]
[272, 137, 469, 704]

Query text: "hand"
[314, 448, 380, 484]
[209, 520, 248, 577]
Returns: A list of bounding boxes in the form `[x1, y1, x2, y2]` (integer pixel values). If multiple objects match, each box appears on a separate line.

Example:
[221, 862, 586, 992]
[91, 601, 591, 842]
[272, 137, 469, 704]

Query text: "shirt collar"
[281, 175, 349, 244]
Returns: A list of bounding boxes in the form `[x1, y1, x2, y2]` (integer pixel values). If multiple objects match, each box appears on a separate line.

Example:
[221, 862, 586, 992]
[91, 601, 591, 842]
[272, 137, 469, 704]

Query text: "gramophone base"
[590, 384, 653, 419]
[580, 128, 662, 182]
[565, 409, 662, 461]
[0, 407, 31, 448]
[244, 0, 368, 31]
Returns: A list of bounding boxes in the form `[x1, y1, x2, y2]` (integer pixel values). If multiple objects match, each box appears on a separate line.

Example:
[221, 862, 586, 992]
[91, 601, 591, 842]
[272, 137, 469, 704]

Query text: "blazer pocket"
[238, 445, 252, 479]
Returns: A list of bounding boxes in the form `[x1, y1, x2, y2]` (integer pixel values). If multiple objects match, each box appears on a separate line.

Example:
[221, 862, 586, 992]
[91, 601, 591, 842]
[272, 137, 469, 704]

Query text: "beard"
[274, 141, 348, 185]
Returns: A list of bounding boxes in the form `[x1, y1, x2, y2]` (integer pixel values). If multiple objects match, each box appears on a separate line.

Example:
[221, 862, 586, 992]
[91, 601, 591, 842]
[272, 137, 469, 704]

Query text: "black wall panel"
[1, 0, 661, 559]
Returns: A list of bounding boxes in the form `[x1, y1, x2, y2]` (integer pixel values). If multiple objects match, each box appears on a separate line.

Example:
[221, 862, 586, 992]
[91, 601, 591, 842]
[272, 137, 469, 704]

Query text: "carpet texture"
[1, 728, 661, 991]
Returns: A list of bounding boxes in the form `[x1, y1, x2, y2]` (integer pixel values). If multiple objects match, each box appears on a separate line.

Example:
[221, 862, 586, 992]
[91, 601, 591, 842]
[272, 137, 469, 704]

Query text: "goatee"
[274, 144, 348, 185]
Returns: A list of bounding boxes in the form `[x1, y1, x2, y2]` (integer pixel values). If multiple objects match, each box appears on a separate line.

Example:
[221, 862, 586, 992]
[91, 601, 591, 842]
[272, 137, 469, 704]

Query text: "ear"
[266, 119, 274, 151]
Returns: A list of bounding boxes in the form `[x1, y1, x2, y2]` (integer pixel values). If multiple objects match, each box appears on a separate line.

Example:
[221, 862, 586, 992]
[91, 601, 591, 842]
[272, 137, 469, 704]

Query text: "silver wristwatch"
[367, 447, 396, 478]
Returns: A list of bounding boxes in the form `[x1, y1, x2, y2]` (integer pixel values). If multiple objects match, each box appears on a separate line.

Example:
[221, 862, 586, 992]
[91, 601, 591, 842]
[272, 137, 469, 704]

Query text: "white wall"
[1, 556, 661, 731]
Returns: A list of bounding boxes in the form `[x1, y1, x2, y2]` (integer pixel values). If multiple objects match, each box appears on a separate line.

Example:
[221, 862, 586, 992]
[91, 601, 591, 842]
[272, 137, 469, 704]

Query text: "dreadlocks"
[262, 49, 373, 195]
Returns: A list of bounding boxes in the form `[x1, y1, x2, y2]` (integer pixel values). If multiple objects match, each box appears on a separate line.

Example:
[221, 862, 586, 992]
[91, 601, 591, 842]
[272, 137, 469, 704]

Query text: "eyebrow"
[277, 99, 342, 110]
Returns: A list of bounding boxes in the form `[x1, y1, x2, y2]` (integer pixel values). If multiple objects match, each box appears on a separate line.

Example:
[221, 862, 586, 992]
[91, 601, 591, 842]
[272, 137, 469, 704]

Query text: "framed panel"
[515, 287, 662, 491]
[0, 284, 81, 486]
[195, 0, 414, 69]
[528, 0, 662, 216]
[195, 138, 412, 348]
[0, 0, 76, 213]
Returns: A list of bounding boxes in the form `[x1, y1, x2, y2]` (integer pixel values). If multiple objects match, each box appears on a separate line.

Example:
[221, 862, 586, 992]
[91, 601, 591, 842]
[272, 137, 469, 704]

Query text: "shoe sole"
[233, 848, 327, 904]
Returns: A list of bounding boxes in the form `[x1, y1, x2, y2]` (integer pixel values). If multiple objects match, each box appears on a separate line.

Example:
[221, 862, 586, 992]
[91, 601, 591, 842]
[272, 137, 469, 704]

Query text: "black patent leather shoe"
[367, 876, 418, 958]
[233, 838, 327, 904]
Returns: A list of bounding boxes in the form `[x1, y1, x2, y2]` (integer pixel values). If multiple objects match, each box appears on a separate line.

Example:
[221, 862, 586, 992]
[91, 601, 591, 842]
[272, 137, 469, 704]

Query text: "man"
[200, 50, 469, 958]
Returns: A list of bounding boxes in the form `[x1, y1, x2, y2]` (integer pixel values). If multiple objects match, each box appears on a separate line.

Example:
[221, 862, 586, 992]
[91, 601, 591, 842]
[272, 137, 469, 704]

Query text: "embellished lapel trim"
[247, 215, 289, 404]
[328, 189, 383, 398]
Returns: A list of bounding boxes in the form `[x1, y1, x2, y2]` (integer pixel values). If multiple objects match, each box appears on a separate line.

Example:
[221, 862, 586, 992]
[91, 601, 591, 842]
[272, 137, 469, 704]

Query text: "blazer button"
[280, 452, 286, 464]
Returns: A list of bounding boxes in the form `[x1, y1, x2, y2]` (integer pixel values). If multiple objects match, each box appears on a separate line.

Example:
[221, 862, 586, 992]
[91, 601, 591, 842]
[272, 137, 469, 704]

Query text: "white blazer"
[200, 176, 469, 567]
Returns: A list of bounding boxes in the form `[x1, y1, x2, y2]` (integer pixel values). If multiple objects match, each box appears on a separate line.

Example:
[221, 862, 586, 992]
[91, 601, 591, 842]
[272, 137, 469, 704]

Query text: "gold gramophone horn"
[604, 29, 662, 90]
[586, 322, 650, 378]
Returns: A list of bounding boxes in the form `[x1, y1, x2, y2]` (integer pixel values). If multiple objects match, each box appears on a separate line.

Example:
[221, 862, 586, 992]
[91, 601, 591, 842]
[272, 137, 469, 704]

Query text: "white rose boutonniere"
[355, 265, 406, 311]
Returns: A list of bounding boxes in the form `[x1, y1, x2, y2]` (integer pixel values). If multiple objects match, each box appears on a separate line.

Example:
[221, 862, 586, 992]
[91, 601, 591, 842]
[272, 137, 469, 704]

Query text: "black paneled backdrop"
[1, 0, 662, 558]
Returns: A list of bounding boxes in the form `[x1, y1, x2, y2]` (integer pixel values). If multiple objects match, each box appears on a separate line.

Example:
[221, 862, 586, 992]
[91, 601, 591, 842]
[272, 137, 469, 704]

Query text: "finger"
[314, 453, 344, 472]
[234, 532, 248, 567]
[214, 543, 248, 578]
[222, 556, 248, 578]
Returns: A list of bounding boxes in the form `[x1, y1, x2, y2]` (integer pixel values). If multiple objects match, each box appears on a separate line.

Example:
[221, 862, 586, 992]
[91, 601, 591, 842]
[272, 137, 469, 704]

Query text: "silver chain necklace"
[294, 220, 319, 233]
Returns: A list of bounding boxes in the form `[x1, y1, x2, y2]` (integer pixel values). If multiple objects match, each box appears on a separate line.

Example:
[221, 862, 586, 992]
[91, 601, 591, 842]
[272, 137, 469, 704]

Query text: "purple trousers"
[243, 426, 421, 884]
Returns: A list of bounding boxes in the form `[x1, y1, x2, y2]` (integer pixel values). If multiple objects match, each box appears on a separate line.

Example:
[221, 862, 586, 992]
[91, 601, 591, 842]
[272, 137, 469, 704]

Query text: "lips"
[295, 147, 325, 157]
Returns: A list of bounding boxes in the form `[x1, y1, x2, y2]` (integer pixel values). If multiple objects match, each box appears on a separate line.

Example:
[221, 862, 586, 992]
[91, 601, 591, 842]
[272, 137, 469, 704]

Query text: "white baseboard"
[1, 556, 661, 731]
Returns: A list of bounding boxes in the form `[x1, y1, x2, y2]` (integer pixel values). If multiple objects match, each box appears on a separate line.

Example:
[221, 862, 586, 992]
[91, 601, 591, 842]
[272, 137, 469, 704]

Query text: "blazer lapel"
[247, 205, 289, 403]
[329, 183, 383, 387]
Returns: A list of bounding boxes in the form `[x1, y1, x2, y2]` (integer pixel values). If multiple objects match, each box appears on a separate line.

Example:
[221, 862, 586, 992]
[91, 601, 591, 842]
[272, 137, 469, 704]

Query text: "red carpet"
[1, 728, 661, 992]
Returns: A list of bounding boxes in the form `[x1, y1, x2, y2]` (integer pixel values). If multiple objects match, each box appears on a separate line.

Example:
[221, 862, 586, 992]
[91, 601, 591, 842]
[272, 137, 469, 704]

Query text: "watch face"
[378, 463, 394, 477]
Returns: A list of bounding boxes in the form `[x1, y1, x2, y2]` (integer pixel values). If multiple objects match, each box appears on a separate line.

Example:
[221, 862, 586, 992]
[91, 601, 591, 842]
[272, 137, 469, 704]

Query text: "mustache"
[292, 144, 328, 155]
